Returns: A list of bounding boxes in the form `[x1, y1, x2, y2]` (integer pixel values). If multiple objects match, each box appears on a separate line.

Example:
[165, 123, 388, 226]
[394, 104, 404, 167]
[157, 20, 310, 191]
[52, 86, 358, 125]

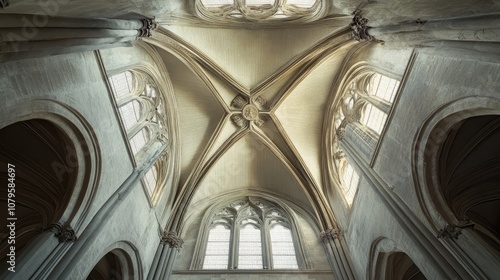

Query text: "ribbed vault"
[146, 23, 353, 231]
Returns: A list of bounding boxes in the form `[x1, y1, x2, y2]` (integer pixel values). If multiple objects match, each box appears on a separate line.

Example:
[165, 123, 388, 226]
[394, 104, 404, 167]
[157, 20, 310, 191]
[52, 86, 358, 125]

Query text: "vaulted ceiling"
[148, 21, 355, 227]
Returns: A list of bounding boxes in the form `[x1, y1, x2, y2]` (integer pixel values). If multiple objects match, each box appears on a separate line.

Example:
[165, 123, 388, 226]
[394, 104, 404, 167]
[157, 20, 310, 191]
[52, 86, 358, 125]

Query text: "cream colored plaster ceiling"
[154, 24, 351, 219]
[165, 24, 345, 90]
[275, 48, 350, 187]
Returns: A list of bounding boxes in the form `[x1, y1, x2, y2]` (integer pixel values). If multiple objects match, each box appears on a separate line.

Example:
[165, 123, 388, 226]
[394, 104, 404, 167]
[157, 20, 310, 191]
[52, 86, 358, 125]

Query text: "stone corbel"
[161, 230, 184, 251]
[139, 18, 158, 38]
[320, 228, 343, 243]
[350, 10, 374, 42]
[45, 223, 77, 243]
[437, 221, 475, 240]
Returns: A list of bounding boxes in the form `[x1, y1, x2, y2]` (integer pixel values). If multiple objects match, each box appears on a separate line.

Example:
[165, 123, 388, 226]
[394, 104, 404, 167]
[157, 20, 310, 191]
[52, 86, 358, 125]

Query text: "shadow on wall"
[0, 119, 77, 269]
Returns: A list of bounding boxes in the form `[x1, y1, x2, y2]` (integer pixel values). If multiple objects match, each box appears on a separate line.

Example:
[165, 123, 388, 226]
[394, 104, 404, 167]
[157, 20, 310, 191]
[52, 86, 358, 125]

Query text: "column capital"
[320, 228, 343, 243]
[350, 10, 374, 42]
[44, 223, 77, 243]
[139, 18, 158, 38]
[437, 221, 474, 240]
[161, 230, 184, 250]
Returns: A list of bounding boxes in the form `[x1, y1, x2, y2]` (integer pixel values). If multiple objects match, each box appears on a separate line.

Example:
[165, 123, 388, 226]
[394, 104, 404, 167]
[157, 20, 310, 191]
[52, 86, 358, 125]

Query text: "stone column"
[147, 230, 184, 280]
[320, 228, 355, 280]
[350, 10, 500, 45]
[0, 15, 157, 62]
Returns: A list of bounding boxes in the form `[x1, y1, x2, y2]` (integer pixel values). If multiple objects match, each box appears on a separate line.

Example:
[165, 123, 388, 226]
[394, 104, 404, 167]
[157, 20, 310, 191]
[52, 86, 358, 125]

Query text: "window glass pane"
[129, 128, 149, 155]
[119, 100, 141, 130]
[143, 166, 157, 196]
[360, 104, 387, 134]
[246, 0, 273, 6]
[286, 0, 316, 8]
[341, 163, 360, 205]
[109, 71, 133, 98]
[270, 224, 298, 269]
[238, 224, 262, 269]
[201, 0, 233, 7]
[203, 225, 231, 269]
[368, 73, 400, 103]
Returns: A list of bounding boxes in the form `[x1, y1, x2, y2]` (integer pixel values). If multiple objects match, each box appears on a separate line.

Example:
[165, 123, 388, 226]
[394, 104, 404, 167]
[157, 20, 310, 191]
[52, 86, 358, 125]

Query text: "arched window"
[108, 70, 170, 201]
[336, 72, 400, 138]
[200, 197, 301, 270]
[339, 161, 360, 206]
[330, 70, 400, 208]
[196, 0, 323, 22]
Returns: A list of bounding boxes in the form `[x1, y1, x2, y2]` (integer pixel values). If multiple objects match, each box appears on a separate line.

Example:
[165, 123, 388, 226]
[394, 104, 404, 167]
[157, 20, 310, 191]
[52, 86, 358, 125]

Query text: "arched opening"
[439, 115, 500, 254]
[87, 250, 133, 280]
[0, 119, 78, 265]
[384, 252, 426, 280]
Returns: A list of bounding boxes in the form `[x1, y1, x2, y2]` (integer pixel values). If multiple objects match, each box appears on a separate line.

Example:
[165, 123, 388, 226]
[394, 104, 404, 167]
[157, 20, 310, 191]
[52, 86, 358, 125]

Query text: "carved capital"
[333, 150, 345, 160]
[350, 10, 374, 42]
[162, 230, 184, 250]
[437, 221, 474, 240]
[336, 127, 346, 140]
[320, 228, 342, 243]
[45, 223, 77, 243]
[139, 18, 158, 38]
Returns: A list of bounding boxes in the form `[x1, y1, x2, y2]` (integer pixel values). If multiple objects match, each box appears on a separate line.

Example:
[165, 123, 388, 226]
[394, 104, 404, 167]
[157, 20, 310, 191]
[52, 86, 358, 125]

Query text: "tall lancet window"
[108, 70, 170, 202]
[330, 68, 400, 208]
[198, 197, 302, 270]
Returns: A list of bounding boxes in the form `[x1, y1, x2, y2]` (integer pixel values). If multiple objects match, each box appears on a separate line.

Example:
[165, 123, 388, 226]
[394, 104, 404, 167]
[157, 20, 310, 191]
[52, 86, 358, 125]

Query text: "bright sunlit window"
[200, 197, 301, 270]
[360, 103, 388, 135]
[198, 0, 320, 20]
[341, 162, 360, 206]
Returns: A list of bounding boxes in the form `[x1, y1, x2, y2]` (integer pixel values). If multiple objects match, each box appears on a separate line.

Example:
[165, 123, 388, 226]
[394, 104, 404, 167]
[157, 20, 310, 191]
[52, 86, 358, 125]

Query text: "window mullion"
[359, 95, 391, 114]
[262, 221, 271, 269]
[229, 223, 236, 269]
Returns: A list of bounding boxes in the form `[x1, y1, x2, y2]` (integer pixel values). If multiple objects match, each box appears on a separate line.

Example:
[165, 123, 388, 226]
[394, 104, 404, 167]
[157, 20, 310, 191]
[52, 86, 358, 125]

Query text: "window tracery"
[331, 69, 400, 207]
[199, 197, 300, 270]
[196, 0, 323, 22]
[108, 70, 170, 201]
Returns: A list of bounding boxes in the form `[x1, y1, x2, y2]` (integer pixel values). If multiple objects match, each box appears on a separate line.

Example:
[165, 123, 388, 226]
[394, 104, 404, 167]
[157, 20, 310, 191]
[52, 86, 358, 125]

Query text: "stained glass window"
[203, 225, 231, 269]
[341, 162, 359, 205]
[270, 224, 298, 269]
[368, 73, 400, 103]
[119, 101, 141, 130]
[143, 166, 158, 195]
[287, 0, 316, 8]
[238, 224, 263, 269]
[109, 71, 133, 98]
[361, 103, 388, 135]
[201, 197, 300, 270]
[129, 128, 149, 155]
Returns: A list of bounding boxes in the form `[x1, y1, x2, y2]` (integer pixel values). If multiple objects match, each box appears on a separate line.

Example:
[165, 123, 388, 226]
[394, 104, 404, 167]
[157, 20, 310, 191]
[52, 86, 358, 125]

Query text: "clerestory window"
[108, 70, 170, 202]
[197, 0, 322, 22]
[331, 69, 400, 208]
[336, 71, 400, 137]
[200, 197, 301, 270]
[339, 161, 360, 206]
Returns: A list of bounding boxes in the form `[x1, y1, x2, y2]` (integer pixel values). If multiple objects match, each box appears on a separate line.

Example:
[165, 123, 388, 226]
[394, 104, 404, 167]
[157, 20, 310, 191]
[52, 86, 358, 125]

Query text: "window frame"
[195, 197, 305, 270]
[107, 69, 171, 205]
[330, 66, 401, 209]
[194, 0, 326, 24]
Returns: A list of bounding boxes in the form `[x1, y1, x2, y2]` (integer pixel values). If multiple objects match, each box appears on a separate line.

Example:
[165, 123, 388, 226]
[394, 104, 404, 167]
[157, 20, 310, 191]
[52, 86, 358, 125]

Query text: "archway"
[384, 252, 426, 280]
[439, 115, 500, 254]
[0, 119, 78, 266]
[87, 249, 134, 280]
